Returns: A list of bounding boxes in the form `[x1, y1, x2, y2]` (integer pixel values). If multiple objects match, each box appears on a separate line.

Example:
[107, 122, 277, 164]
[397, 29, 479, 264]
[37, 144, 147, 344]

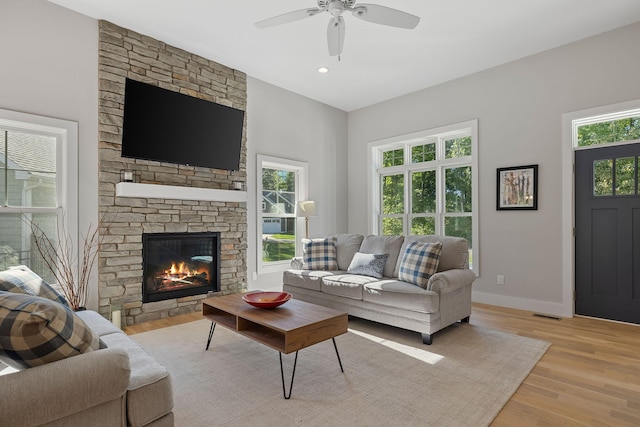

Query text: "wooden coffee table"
[202, 293, 348, 399]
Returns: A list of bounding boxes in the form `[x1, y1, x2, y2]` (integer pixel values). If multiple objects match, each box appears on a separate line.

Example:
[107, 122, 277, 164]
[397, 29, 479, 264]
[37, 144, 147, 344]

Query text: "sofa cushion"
[363, 280, 440, 313]
[398, 241, 442, 288]
[75, 309, 124, 337]
[322, 274, 378, 300]
[347, 252, 389, 279]
[0, 265, 69, 307]
[102, 332, 173, 427]
[394, 235, 470, 277]
[330, 234, 365, 270]
[302, 237, 338, 270]
[0, 292, 99, 369]
[283, 269, 340, 292]
[359, 235, 404, 278]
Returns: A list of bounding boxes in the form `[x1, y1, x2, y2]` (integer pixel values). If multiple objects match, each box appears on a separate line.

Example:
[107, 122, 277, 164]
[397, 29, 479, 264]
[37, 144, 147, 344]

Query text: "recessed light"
[318, 67, 329, 74]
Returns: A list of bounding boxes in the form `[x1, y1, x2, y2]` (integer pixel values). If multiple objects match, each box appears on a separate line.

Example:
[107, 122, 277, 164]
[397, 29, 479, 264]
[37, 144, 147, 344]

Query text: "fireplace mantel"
[116, 182, 247, 203]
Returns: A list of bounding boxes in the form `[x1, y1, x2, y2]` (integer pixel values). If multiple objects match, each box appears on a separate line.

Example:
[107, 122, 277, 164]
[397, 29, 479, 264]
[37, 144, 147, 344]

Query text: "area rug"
[131, 317, 550, 427]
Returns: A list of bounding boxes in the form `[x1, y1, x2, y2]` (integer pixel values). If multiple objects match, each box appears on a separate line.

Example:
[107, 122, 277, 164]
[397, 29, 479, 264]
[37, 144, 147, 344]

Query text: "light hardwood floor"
[125, 303, 640, 426]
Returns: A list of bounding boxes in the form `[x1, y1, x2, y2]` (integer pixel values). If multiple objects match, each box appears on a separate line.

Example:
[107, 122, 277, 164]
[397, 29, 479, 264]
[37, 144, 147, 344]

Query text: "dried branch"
[26, 214, 104, 311]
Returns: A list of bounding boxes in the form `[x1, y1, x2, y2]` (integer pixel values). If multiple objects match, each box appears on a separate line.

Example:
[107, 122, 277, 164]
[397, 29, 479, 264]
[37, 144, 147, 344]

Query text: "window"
[575, 110, 640, 147]
[0, 109, 78, 283]
[257, 155, 308, 273]
[371, 120, 478, 272]
[573, 108, 640, 198]
[591, 155, 640, 197]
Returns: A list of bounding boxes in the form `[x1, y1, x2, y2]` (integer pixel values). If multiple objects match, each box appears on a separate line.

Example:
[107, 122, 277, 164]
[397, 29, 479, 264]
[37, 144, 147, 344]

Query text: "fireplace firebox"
[142, 232, 220, 303]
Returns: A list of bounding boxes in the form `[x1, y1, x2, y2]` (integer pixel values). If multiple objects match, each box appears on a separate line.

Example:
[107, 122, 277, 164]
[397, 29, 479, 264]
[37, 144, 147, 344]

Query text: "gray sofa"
[0, 293, 173, 426]
[283, 234, 476, 344]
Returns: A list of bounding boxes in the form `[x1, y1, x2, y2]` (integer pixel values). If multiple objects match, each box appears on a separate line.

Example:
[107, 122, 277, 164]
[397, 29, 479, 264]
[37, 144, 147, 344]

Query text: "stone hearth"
[97, 21, 247, 326]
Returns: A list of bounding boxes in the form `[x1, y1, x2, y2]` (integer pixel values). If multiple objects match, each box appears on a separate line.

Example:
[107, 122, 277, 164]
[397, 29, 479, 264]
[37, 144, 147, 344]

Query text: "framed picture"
[497, 164, 538, 210]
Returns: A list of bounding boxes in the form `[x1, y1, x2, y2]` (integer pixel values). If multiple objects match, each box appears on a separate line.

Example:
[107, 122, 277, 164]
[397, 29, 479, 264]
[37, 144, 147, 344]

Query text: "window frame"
[369, 120, 479, 275]
[573, 107, 640, 149]
[0, 108, 78, 276]
[256, 154, 308, 274]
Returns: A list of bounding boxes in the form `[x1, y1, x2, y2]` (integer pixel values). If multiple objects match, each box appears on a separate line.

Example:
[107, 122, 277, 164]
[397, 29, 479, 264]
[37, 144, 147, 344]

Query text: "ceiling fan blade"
[255, 8, 323, 29]
[351, 4, 420, 29]
[327, 16, 345, 56]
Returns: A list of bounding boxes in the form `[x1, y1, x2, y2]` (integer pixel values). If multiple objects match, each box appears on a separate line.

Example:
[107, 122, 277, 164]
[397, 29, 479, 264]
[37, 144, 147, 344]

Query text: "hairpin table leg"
[279, 351, 299, 400]
[205, 322, 216, 351]
[332, 337, 344, 373]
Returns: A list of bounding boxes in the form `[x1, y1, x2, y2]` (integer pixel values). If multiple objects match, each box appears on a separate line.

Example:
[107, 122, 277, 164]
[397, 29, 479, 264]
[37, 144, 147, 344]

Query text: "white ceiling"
[49, 0, 640, 112]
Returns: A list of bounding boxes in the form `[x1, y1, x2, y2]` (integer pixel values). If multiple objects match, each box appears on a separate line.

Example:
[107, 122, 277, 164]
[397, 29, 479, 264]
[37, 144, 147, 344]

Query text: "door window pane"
[445, 166, 472, 212]
[382, 217, 403, 235]
[593, 159, 613, 196]
[382, 174, 404, 214]
[382, 148, 404, 167]
[411, 170, 436, 213]
[411, 216, 435, 235]
[445, 136, 472, 159]
[615, 156, 635, 195]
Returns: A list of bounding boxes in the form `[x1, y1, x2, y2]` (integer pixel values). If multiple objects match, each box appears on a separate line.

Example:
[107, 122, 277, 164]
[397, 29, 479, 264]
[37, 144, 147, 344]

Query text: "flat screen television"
[121, 78, 244, 170]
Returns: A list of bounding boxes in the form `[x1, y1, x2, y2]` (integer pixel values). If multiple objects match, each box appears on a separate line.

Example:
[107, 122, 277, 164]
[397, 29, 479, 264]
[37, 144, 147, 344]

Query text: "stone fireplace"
[97, 21, 247, 326]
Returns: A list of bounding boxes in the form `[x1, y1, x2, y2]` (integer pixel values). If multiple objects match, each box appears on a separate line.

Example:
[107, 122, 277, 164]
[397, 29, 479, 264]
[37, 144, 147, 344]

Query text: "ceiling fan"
[255, 0, 420, 57]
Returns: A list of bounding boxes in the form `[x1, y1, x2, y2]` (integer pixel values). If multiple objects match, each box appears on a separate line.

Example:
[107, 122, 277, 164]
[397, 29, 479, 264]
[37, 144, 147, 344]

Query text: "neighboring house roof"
[0, 130, 56, 173]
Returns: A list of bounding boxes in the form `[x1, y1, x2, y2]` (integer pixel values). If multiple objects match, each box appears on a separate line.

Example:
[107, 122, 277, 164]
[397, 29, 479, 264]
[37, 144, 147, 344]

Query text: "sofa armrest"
[427, 268, 476, 294]
[291, 257, 303, 269]
[0, 348, 130, 426]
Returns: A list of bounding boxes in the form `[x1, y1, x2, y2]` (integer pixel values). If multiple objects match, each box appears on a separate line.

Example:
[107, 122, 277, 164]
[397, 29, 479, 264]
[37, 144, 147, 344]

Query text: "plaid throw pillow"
[0, 265, 69, 307]
[303, 237, 338, 270]
[0, 292, 99, 369]
[398, 241, 443, 288]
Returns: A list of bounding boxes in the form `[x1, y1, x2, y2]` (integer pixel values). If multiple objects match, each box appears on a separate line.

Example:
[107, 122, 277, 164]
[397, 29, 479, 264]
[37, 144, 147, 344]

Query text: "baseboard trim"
[472, 291, 569, 318]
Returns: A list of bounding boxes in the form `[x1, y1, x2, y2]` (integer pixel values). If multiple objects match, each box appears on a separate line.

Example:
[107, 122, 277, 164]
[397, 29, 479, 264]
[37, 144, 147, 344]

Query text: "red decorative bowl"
[242, 291, 292, 309]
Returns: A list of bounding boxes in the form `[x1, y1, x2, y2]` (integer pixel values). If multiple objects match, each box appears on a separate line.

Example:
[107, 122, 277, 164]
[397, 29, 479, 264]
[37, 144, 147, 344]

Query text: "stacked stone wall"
[97, 21, 247, 325]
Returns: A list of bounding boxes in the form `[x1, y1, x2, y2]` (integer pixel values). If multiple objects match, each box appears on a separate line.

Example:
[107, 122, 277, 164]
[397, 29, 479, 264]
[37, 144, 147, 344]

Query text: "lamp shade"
[296, 200, 317, 217]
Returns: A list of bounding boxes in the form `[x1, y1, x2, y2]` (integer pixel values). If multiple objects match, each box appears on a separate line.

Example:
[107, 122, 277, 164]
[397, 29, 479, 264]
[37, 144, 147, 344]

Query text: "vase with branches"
[26, 215, 102, 311]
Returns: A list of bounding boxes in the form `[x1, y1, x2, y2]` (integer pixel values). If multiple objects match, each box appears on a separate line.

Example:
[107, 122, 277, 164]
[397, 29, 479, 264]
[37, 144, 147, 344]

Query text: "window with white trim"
[0, 109, 78, 283]
[573, 108, 640, 197]
[574, 109, 640, 147]
[371, 120, 478, 272]
[257, 155, 308, 273]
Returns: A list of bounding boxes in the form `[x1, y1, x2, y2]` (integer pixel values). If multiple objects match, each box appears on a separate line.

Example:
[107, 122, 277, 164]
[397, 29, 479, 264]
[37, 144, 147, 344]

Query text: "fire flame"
[166, 262, 190, 276]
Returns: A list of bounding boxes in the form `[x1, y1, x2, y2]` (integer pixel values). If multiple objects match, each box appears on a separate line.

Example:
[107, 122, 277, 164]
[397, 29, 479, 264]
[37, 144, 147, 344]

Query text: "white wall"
[1, 0, 99, 307]
[246, 78, 348, 290]
[2, 1, 348, 302]
[347, 22, 640, 316]
[7, 0, 640, 315]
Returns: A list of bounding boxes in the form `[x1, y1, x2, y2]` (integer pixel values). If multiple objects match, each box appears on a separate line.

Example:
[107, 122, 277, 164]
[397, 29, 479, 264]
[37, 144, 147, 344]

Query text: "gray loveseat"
[0, 267, 173, 426]
[283, 234, 476, 344]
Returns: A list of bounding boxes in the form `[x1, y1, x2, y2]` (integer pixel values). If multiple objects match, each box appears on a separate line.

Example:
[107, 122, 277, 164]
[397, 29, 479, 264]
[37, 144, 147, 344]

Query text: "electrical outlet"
[497, 275, 505, 285]
[252, 272, 258, 280]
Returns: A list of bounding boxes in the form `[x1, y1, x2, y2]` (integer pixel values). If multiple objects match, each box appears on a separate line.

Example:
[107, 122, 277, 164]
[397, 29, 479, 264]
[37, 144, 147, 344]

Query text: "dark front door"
[575, 143, 640, 324]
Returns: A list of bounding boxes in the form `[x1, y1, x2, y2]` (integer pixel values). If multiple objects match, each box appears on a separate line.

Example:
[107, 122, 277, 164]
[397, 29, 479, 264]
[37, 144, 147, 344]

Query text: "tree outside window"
[257, 156, 308, 273]
[374, 122, 477, 271]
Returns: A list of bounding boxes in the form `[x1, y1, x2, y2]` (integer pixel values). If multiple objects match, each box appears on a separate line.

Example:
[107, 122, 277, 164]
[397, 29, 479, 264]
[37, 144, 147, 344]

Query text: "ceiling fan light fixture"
[255, 0, 420, 56]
